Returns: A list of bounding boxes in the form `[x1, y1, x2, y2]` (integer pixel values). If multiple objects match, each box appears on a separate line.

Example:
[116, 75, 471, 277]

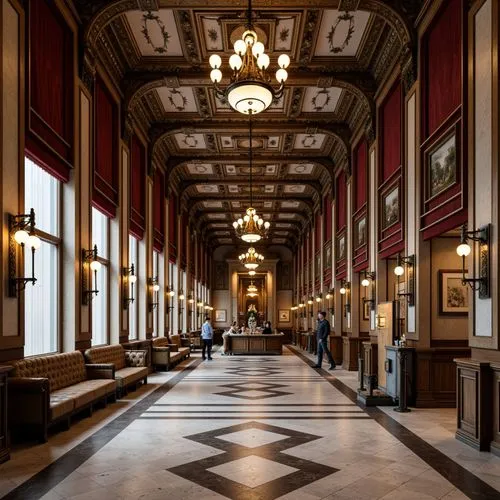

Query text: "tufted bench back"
[12, 352, 87, 392]
[169, 334, 181, 347]
[84, 345, 126, 370]
[152, 337, 170, 348]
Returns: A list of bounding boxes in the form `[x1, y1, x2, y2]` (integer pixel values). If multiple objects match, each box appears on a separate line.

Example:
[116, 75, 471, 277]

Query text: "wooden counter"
[227, 333, 284, 355]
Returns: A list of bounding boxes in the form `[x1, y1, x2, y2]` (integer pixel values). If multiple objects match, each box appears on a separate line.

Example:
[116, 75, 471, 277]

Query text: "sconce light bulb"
[169, 290, 175, 297]
[340, 287, 346, 295]
[90, 260, 101, 272]
[14, 229, 30, 245]
[325, 293, 332, 300]
[456, 243, 471, 257]
[394, 265, 405, 277]
[361, 278, 370, 287]
[27, 234, 41, 250]
[307, 300, 313, 305]
[129, 275, 137, 284]
[179, 294, 185, 301]
[316, 297, 321, 302]
[153, 284, 160, 292]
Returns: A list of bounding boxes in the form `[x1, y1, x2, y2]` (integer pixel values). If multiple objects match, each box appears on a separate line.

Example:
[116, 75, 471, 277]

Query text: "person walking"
[201, 317, 214, 361]
[313, 311, 336, 370]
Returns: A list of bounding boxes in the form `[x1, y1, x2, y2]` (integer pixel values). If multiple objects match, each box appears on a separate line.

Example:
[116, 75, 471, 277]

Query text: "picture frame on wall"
[381, 185, 399, 230]
[362, 300, 371, 321]
[355, 215, 367, 248]
[215, 309, 227, 322]
[427, 131, 457, 199]
[439, 270, 468, 315]
[279, 309, 290, 322]
[324, 243, 332, 270]
[337, 233, 346, 261]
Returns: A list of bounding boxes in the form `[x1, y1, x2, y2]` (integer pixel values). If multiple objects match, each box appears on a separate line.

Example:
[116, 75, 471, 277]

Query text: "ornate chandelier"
[233, 119, 271, 242]
[208, 0, 290, 115]
[239, 247, 264, 270]
[247, 281, 258, 297]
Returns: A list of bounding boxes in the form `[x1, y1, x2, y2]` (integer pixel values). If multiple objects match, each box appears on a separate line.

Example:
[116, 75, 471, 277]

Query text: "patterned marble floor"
[1, 347, 500, 500]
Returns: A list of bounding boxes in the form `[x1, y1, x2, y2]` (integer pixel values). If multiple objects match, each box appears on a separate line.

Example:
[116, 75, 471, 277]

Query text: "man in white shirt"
[201, 317, 214, 361]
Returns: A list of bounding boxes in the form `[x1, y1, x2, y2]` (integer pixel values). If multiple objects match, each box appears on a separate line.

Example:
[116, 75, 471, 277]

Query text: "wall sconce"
[325, 289, 334, 315]
[165, 286, 175, 315]
[339, 279, 350, 315]
[179, 290, 185, 315]
[315, 293, 322, 303]
[376, 314, 387, 329]
[149, 277, 160, 311]
[123, 263, 137, 310]
[456, 223, 490, 298]
[307, 296, 314, 317]
[8, 208, 42, 297]
[361, 271, 376, 310]
[298, 301, 305, 318]
[393, 254, 415, 306]
[187, 293, 194, 316]
[82, 245, 101, 305]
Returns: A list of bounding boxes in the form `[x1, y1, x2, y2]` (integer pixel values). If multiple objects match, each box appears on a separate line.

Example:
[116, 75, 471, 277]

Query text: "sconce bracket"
[396, 255, 415, 306]
[82, 249, 99, 305]
[462, 224, 490, 298]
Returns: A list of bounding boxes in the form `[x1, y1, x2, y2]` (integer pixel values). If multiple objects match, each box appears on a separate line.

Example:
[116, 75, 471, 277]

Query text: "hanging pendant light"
[233, 118, 271, 242]
[208, 0, 290, 115]
[247, 280, 258, 297]
[239, 247, 265, 269]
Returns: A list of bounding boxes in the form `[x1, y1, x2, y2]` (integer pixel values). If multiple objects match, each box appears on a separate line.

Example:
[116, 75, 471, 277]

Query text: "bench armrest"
[85, 363, 115, 380]
[124, 349, 148, 367]
[166, 344, 178, 352]
[153, 346, 170, 352]
[8, 377, 49, 426]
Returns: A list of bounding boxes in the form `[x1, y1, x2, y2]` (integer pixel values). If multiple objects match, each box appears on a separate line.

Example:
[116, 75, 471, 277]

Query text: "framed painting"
[324, 243, 332, 270]
[381, 185, 399, 230]
[337, 233, 346, 261]
[439, 270, 468, 315]
[427, 131, 457, 199]
[355, 215, 367, 248]
[363, 300, 371, 321]
[279, 309, 290, 322]
[215, 309, 227, 322]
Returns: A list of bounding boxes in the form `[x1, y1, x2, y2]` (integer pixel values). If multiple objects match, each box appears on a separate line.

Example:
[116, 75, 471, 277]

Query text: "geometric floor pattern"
[214, 381, 292, 400]
[224, 366, 284, 377]
[167, 420, 339, 500]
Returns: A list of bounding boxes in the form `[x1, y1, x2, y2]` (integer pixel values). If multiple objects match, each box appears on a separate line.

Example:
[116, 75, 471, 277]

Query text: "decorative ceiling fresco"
[75, 0, 423, 248]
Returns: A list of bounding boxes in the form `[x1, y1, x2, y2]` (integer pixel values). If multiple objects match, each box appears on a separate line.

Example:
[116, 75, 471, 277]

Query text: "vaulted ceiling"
[73, 0, 422, 249]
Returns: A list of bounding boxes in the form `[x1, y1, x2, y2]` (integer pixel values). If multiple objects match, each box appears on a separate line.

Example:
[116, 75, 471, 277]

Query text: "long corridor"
[1, 349, 500, 500]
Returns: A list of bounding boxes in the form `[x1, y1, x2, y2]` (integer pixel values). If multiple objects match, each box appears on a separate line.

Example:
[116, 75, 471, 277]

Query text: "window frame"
[91, 207, 111, 346]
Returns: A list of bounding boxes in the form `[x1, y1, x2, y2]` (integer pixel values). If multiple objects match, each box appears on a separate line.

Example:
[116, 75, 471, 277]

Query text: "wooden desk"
[0, 366, 12, 464]
[227, 333, 284, 355]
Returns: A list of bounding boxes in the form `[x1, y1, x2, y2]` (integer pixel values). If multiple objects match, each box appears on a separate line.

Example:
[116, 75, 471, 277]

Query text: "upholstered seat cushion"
[115, 367, 148, 387]
[51, 379, 116, 410]
[84, 345, 126, 370]
[49, 395, 74, 421]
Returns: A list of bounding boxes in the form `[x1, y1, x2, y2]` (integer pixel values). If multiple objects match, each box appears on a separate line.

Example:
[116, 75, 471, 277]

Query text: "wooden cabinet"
[0, 366, 12, 464]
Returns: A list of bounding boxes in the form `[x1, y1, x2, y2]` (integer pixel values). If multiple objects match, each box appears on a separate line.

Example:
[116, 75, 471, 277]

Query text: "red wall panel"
[323, 194, 332, 242]
[26, 0, 74, 181]
[153, 169, 165, 252]
[129, 135, 146, 239]
[93, 77, 119, 217]
[336, 171, 347, 230]
[315, 212, 321, 251]
[354, 140, 367, 211]
[424, 0, 462, 139]
[380, 82, 402, 182]
[169, 194, 178, 263]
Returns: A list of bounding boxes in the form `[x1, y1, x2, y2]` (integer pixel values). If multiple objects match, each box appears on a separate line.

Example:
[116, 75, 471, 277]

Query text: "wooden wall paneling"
[490, 362, 500, 456]
[455, 358, 492, 450]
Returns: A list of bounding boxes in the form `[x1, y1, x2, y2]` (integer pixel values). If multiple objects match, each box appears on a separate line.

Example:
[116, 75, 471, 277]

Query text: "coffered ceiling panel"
[314, 10, 371, 57]
[157, 87, 198, 113]
[174, 133, 207, 150]
[293, 134, 326, 150]
[125, 10, 184, 57]
[302, 87, 342, 113]
[187, 164, 214, 175]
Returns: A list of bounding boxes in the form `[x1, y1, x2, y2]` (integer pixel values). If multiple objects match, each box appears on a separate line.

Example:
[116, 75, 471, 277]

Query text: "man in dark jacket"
[313, 311, 336, 370]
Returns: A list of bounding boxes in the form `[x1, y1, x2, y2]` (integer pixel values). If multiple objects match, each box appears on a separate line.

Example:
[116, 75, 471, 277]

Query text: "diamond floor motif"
[224, 366, 284, 377]
[167, 421, 338, 500]
[217, 428, 288, 448]
[207, 455, 299, 488]
[214, 381, 292, 400]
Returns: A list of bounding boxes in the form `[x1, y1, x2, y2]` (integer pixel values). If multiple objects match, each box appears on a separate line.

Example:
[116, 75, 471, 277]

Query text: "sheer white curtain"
[24, 158, 60, 357]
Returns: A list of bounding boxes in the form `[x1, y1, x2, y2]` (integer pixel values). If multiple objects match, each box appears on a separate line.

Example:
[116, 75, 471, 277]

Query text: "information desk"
[226, 333, 284, 355]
